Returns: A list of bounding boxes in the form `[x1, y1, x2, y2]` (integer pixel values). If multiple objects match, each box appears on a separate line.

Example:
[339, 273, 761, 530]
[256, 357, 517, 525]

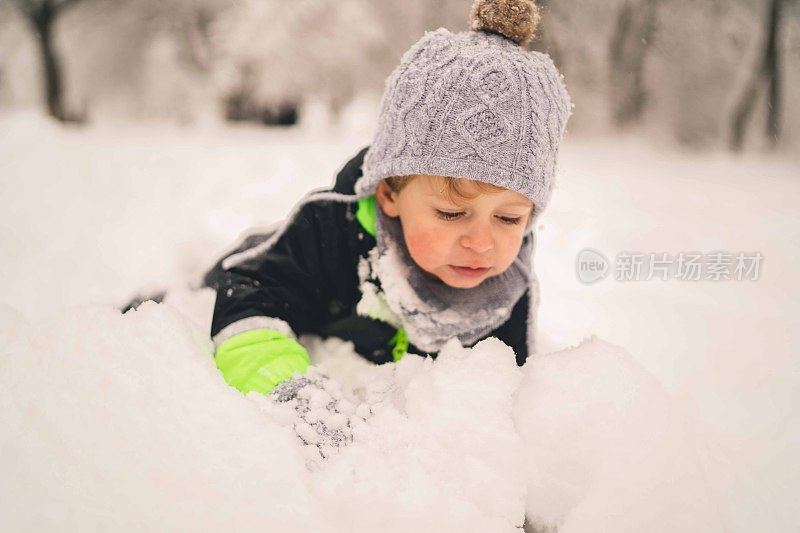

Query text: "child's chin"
[420, 266, 486, 288]
[441, 274, 486, 289]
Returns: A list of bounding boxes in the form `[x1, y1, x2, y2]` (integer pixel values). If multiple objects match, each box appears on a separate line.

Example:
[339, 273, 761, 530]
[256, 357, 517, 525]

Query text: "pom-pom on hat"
[358, 0, 572, 219]
[470, 0, 542, 46]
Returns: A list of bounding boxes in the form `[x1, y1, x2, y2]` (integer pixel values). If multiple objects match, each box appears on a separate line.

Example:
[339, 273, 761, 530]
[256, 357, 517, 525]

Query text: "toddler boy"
[206, 0, 572, 397]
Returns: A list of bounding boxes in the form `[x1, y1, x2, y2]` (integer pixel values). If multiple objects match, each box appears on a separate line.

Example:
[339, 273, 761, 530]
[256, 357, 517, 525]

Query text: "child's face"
[375, 175, 533, 288]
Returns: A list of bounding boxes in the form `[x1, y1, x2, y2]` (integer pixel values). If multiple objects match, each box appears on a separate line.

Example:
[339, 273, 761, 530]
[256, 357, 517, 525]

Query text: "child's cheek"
[499, 232, 525, 268]
[403, 227, 445, 268]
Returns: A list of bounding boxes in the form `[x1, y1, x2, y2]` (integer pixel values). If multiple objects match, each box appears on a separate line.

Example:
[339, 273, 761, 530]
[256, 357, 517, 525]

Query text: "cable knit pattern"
[358, 28, 572, 216]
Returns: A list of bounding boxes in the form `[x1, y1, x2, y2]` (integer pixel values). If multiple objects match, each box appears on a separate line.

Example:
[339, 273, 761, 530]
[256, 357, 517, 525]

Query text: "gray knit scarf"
[369, 204, 532, 353]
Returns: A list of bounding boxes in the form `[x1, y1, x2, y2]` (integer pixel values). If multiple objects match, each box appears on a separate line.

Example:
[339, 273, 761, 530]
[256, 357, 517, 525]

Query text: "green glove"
[214, 328, 310, 395]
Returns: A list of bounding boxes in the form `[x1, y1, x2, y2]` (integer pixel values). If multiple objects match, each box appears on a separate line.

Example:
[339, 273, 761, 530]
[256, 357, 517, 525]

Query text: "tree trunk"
[608, 0, 659, 128]
[31, 1, 67, 121]
[184, 8, 214, 73]
[764, 0, 783, 146]
[729, 0, 784, 151]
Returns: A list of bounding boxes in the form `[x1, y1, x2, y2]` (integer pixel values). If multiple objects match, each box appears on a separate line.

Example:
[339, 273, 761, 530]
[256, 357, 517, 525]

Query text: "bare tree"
[608, 0, 661, 128]
[215, 0, 389, 124]
[8, 0, 85, 121]
[729, 0, 786, 151]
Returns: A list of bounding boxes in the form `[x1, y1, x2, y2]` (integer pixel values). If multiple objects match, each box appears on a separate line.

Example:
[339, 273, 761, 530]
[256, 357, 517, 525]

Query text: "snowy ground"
[1, 111, 798, 531]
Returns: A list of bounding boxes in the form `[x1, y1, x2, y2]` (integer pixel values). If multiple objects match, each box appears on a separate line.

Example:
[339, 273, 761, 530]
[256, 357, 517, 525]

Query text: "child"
[204, 0, 572, 397]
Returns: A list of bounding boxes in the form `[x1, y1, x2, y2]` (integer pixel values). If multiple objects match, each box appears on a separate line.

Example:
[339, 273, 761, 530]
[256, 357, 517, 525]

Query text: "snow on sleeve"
[515, 336, 722, 532]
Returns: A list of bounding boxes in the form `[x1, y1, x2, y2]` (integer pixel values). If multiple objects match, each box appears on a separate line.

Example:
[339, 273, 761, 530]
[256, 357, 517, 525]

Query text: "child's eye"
[435, 210, 465, 221]
[496, 215, 523, 225]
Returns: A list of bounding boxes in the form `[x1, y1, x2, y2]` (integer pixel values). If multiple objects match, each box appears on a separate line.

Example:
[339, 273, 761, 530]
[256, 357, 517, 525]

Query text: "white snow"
[516, 337, 720, 532]
[1, 111, 798, 531]
[2, 297, 718, 531]
[0, 301, 520, 531]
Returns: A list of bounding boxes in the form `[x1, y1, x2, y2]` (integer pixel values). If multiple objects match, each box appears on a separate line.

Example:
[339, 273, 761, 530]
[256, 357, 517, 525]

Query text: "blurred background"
[1, 3, 799, 529]
[1, 0, 799, 151]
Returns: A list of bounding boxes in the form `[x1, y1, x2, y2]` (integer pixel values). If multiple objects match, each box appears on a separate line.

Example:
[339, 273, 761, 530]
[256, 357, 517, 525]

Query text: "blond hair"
[385, 175, 535, 216]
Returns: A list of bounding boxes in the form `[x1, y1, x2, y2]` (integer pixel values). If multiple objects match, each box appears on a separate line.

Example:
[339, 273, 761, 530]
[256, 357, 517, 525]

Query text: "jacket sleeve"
[206, 200, 352, 393]
[213, 328, 309, 395]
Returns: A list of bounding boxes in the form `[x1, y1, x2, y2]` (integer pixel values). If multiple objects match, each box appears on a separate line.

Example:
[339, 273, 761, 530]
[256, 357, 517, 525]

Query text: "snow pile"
[0, 303, 525, 531]
[0, 303, 317, 531]
[517, 339, 720, 532]
[304, 336, 527, 531]
[0, 300, 721, 531]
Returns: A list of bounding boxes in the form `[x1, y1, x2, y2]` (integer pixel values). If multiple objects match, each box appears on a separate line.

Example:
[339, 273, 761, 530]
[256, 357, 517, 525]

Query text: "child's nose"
[459, 223, 494, 253]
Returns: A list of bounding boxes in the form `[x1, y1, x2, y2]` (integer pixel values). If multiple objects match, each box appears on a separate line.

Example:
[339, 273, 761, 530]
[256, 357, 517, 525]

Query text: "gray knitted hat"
[357, 0, 572, 218]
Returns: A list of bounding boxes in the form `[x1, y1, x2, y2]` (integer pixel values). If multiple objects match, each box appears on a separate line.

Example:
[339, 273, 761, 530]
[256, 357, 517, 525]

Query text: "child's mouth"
[449, 265, 491, 278]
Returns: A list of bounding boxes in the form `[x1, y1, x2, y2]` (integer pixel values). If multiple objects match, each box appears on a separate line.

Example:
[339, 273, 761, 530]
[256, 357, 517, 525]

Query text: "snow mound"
[0, 302, 719, 531]
[0, 303, 526, 531]
[0, 302, 316, 531]
[517, 338, 721, 532]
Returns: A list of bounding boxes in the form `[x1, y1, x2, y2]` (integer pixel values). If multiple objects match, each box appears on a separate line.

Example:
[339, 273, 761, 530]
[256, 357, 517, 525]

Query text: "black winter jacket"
[204, 146, 535, 367]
